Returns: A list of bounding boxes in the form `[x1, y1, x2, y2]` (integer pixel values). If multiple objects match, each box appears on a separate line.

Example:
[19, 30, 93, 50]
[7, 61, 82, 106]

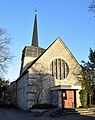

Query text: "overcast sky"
[0, 0, 95, 81]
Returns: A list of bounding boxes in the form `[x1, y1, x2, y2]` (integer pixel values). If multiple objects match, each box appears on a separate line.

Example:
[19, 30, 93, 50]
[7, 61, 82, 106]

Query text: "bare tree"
[89, 0, 95, 15]
[35, 72, 47, 104]
[31, 63, 54, 104]
[0, 28, 13, 77]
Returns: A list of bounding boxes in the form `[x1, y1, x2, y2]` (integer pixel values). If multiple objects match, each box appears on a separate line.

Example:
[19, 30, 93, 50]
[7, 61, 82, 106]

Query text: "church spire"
[32, 7, 38, 47]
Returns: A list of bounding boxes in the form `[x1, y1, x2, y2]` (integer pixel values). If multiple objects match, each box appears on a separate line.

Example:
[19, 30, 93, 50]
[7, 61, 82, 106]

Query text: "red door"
[63, 90, 74, 108]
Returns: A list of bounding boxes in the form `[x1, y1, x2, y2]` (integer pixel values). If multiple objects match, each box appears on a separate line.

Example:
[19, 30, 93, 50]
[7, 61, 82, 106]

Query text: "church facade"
[9, 11, 82, 110]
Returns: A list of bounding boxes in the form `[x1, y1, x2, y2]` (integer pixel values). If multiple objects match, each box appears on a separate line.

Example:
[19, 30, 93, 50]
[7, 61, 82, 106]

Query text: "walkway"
[0, 108, 95, 120]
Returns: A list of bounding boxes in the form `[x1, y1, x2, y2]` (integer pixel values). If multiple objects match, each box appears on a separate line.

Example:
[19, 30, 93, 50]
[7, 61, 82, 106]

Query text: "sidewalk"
[0, 107, 95, 120]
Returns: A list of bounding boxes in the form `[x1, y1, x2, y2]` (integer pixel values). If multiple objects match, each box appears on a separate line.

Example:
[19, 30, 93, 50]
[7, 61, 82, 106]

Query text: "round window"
[50, 59, 69, 80]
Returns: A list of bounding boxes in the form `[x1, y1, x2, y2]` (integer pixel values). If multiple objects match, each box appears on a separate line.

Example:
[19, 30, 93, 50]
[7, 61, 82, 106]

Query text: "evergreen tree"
[81, 48, 95, 105]
[0, 78, 9, 102]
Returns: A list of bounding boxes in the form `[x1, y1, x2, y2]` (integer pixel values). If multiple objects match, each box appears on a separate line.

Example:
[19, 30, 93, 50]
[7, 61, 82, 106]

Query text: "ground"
[0, 108, 95, 120]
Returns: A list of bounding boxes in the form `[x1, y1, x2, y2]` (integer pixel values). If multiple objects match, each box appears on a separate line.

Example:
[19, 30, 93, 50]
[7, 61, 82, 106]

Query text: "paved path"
[0, 108, 95, 120]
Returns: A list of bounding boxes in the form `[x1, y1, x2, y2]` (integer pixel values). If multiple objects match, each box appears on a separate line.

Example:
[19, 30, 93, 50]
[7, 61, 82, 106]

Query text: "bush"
[79, 89, 88, 108]
[32, 103, 57, 109]
[88, 104, 95, 108]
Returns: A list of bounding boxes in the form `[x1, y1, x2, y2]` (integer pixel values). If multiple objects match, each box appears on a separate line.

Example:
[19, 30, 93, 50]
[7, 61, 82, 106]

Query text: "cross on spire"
[35, 6, 37, 14]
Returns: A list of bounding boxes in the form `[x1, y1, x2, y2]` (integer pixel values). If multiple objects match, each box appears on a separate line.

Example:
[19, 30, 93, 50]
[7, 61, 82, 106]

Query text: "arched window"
[50, 59, 69, 80]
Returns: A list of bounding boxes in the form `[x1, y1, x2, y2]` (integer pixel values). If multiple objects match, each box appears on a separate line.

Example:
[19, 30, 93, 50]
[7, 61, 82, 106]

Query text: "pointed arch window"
[50, 59, 69, 80]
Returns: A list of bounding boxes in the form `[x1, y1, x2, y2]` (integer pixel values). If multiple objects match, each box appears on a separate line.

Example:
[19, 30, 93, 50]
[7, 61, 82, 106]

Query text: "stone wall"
[30, 38, 81, 86]
[9, 81, 17, 105]
[20, 46, 45, 75]
[58, 91, 62, 108]
[27, 72, 54, 108]
[16, 73, 28, 110]
[76, 90, 81, 107]
[28, 38, 82, 107]
[51, 90, 58, 106]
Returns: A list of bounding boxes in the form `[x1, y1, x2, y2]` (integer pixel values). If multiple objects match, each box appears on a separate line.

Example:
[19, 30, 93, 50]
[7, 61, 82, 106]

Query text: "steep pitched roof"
[17, 37, 81, 81]
[23, 37, 80, 73]
[32, 8, 38, 47]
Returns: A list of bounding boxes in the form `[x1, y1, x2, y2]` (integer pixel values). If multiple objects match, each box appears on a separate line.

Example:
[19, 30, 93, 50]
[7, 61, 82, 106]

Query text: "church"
[9, 10, 82, 110]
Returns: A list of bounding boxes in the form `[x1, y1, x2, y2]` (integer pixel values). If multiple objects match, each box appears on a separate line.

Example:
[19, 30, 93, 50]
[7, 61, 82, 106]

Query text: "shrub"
[89, 104, 95, 108]
[79, 89, 87, 108]
[32, 103, 57, 109]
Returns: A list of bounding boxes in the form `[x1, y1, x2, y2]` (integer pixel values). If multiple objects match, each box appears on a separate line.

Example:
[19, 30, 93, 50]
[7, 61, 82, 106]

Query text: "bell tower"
[20, 8, 45, 75]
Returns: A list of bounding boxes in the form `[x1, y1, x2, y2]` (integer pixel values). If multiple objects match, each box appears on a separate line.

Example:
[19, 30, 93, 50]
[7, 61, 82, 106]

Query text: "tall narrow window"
[57, 59, 60, 79]
[56, 59, 58, 79]
[51, 61, 53, 76]
[64, 61, 65, 78]
[60, 59, 61, 80]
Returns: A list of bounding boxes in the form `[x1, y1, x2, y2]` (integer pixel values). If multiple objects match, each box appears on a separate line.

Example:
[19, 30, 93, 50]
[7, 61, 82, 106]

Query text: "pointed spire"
[32, 7, 38, 47]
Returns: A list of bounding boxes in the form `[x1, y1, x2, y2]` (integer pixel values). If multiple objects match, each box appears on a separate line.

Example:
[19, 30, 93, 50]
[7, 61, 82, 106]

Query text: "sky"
[0, 0, 95, 82]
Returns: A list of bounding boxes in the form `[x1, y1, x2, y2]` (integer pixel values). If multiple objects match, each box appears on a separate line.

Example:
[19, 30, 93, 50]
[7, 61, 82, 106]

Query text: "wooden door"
[63, 90, 74, 108]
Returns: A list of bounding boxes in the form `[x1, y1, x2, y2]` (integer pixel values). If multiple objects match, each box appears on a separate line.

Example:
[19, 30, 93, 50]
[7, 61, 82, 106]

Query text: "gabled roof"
[21, 37, 80, 75]
[16, 37, 81, 82]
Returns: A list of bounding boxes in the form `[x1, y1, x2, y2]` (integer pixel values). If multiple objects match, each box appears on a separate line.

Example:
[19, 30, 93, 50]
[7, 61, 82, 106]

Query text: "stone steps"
[76, 108, 95, 115]
[30, 108, 95, 117]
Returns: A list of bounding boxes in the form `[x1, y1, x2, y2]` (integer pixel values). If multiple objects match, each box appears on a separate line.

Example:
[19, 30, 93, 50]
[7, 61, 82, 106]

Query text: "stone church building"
[9, 10, 82, 110]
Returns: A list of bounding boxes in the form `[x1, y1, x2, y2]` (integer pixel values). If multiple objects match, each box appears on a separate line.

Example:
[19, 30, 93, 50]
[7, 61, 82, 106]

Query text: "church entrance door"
[62, 90, 74, 108]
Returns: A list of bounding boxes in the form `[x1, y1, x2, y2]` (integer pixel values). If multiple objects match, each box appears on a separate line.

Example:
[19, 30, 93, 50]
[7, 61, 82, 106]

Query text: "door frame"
[62, 89, 76, 108]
